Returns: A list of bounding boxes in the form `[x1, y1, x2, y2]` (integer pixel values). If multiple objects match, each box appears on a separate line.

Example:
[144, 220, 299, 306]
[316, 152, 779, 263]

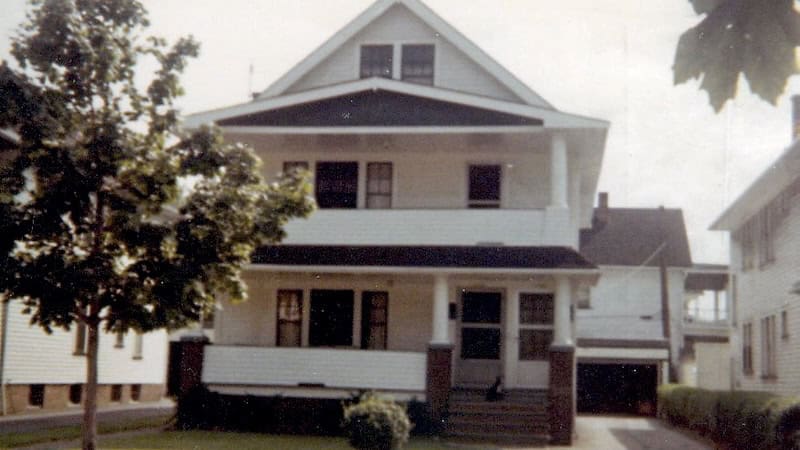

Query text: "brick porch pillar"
[176, 336, 209, 396]
[426, 343, 453, 431]
[548, 344, 575, 445]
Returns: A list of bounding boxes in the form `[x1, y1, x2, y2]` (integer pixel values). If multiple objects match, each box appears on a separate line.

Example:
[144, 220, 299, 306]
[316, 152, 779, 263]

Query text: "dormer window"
[401, 44, 434, 85]
[360, 43, 435, 85]
[360, 45, 393, 79]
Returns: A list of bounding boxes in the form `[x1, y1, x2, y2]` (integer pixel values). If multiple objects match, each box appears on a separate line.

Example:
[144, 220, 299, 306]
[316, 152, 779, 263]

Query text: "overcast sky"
[2, 0, 798, 265]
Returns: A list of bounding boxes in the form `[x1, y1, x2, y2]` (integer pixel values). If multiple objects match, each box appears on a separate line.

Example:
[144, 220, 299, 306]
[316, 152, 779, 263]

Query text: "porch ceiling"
[251, 245, 596, 270]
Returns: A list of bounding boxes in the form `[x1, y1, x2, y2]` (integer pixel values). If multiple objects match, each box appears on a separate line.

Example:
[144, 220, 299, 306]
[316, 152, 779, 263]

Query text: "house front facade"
[186, 0, 608, 444]
[711, 98, 800, 396]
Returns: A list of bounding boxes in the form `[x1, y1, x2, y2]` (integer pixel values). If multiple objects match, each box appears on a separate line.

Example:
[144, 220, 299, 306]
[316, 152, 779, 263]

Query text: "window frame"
[401, 44, 435, 85]
[361, 291, 389, 350]
[366, 162, 393, 209]
[309, 289, 355, 348]
[459, 290, 503, 360]
[467, 164, 502, 208]
[276, 289, 304, 348]
[315, 161, 359, 209]
[782, 310, 790, 340]
[132, 332, 143, 360]
[359, 44, 394, 79]
[761, 315, 777, 379]
[518, 293, 555, 361]
[29, 384, 45, 408]
[283, 161, 310, 175]
[742, 322, 753, 375]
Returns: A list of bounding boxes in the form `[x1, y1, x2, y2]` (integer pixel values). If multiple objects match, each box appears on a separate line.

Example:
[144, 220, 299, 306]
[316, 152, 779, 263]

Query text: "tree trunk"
[82, 313, 99, 450]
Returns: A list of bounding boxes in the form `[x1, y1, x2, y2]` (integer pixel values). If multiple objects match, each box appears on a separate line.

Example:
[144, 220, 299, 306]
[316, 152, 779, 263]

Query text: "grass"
[77, 431, 464, 450]
[0, 414, 172, 448]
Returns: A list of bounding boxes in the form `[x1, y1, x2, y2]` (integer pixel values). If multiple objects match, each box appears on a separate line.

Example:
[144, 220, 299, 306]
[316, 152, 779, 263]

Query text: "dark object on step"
[485, 376, 504, 402]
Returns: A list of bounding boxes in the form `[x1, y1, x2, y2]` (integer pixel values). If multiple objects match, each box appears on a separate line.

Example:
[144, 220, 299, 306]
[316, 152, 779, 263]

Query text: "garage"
[577, 363, 658, 415]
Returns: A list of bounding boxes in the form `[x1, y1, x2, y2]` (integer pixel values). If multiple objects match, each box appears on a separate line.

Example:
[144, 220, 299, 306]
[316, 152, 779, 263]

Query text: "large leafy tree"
[0, 1, 313, 449]
[674, 0, 800, 111]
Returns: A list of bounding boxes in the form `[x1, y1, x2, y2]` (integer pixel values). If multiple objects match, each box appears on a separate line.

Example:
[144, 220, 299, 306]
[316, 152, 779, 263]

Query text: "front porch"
[200, 247, 596, 444]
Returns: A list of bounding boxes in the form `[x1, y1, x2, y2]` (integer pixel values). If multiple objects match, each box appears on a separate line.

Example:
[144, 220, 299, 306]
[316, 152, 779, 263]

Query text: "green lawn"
[80, 431, 468, 450]
[0, 414, 172, 449]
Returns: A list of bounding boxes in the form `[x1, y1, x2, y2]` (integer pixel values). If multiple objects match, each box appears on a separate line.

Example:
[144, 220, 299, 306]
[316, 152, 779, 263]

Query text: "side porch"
[200, 245, 597, 445]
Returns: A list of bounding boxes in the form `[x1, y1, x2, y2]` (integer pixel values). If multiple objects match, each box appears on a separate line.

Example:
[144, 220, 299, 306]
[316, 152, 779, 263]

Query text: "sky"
[2, 0, 798, 265]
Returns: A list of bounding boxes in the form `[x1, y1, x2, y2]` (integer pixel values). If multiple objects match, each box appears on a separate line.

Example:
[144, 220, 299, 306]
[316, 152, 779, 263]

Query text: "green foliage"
[0, 0, 314, 335]
[657, 384, 800, 450]
[674, 0, 800, 111]
[343, 394, 413, 450]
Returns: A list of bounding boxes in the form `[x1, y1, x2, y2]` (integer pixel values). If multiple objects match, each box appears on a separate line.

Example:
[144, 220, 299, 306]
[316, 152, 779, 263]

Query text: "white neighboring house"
[711, 98, 800, 396]
[184, 0, 608, 444]
[576, 195, 694, 414]
[0, 129, 169, 415]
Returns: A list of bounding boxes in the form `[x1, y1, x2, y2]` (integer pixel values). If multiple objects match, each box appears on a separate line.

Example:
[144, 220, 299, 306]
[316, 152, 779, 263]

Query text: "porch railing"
[202, 345, 427, 393]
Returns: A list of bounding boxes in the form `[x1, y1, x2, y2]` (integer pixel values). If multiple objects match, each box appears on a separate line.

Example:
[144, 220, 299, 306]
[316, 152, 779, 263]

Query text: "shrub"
[658, 384, 800, 450]
[342, 393, 412, 450]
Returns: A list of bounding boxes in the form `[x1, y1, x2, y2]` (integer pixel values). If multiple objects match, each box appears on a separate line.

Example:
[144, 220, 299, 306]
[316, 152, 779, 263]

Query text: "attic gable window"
[360, 45, 393, 79]
[401, 44, 434, 85]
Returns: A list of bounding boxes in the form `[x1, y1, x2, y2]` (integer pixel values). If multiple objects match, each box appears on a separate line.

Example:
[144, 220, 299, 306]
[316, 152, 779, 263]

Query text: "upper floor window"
[366, 162, 393, 209]
[277, 290, 303, 347]
[360, 44, 435, 85]
[316, 162, 358, 209]
[401, 44, 434, 85]
[468, 164, 501, 208]
[360, 45, 393, 79]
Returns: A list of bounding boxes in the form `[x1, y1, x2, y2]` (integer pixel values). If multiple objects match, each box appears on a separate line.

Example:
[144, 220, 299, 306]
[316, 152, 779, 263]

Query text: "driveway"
[508, 415, 712, 450]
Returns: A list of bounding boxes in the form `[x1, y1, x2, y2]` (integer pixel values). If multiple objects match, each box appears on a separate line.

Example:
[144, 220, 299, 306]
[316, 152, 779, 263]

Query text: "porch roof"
[251, 245, 596, 270]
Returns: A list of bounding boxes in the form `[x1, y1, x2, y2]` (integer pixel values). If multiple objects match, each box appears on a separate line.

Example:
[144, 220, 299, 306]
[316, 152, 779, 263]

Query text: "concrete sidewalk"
[504, 415, 712, 450]
[0, 399, 174, 434]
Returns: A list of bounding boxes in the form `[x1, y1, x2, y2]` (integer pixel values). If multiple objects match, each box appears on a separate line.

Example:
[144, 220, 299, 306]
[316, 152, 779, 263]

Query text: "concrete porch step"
[445, 429, 551, 446]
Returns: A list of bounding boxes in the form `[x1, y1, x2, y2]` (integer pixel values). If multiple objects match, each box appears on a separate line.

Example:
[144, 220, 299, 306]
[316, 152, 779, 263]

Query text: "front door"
[455, 290, 503, 386]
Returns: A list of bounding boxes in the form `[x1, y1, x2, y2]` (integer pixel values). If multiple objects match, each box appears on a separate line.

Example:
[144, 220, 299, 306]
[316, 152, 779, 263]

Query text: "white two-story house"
[185, 0, 608, 444]
[711, 97, 800, 396]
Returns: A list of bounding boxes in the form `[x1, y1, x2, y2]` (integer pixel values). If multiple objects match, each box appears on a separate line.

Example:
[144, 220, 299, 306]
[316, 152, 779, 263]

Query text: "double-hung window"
[361, 291, 389, 350]
[518, 293, 554, 361]
[277, 290, 303, 347]
[401, 44, 434, 85]
[366, 162, 392, 208]
[360, 45, 393, 79]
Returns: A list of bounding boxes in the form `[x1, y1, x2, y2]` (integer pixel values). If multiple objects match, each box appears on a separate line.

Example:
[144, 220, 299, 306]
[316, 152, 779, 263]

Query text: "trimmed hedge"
[658, 384, 800, 450]
[342, 394, 412, 450]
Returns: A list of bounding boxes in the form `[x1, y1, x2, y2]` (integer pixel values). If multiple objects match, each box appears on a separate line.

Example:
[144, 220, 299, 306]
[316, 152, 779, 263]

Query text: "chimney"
[792, 95, 800, 142]
[593, 192, 609, 229]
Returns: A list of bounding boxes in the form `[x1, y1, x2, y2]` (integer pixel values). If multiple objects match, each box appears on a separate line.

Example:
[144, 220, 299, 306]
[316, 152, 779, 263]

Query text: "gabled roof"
[184, 77, 609, 129]
[258, 0, 552, 108]
[580, 208, 693, 268]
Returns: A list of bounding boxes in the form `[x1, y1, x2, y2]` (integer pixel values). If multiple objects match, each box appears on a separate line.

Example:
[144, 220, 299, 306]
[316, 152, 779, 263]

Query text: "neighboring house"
[185, 0, 608, 444]
[681, 263, 731, 391]
[577, 194, 693, 414]
[0, 129, 169, 415]
[711, 98, 800, 396]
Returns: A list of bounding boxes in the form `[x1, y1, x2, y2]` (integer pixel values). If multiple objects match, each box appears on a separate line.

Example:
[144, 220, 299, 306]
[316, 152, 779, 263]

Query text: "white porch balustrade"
[202, 345, 427, 394]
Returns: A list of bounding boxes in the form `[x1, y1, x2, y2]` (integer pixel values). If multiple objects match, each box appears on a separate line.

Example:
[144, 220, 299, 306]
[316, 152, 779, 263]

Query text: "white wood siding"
[203, 345, 427, 392]
[3, 301, 168, 385]
[732, 199, 800, 395]
[577, 266, 686, 364]
[285, 4, 522, 103]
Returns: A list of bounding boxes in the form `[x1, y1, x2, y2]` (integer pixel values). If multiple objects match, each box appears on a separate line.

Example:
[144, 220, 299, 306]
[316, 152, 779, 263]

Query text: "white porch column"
[550, 133, 568, 209]
[431, 274, 450, 345]
[553, 275, 573, 346]
[504, 288, 520, 388]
